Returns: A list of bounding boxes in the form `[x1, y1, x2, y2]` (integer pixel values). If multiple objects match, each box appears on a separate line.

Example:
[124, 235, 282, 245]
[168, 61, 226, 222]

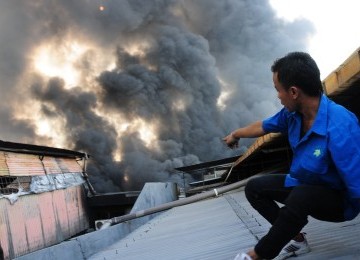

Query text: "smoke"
[0, 0, 313, 192]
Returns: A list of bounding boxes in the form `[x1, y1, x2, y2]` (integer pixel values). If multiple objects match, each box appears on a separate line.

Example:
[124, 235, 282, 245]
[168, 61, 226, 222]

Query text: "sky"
[0, 0, 358, 192]
[270, 0, 360, 79]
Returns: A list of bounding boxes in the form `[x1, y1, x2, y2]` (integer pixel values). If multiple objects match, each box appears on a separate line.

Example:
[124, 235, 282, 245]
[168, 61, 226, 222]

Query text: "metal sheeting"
[0, 152, 83, 177]
[41, 157, 63, 174]
[89, 189, 260, 260]
[56, 157, 84, 173]
[89, 188, 360, 260]
[0, 153, 9, 176]
[0, 185, 89, 260]
[4, 152, 45, 176]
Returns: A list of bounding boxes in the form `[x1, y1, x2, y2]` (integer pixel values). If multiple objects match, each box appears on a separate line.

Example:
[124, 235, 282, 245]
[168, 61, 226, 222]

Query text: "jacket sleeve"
[262, 108, 289, 134]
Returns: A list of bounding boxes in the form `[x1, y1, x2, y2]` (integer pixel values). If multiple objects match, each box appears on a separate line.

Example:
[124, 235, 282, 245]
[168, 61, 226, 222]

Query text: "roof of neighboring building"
[88, 187, 360, 260]
[323, 47, 360, 97]
[0, 140, 87, 158]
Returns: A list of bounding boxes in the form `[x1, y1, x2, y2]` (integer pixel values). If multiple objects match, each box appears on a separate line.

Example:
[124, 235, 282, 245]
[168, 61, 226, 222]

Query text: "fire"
[32, 41, 89, 88]
[99, 111, 158, 147]
[217, 90, 230, 110]
[124, 43, 149, 57]
[25, 38, 116, 147]
[138, 122, 157, 147]
[118, 118, 157, 147]
[35, 118, 67, 146]
[15, 100, 67, 148]
[92, 110, 158, 160]
[217, 77, 232, 110]
[173, 99, 187, 111]
[26, 35, 158, 156]
[36, 120, 51, 136]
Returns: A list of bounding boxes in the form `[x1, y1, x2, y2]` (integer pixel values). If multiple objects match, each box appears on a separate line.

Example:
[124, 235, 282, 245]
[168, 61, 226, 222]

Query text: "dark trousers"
[245, 174, 345, 259]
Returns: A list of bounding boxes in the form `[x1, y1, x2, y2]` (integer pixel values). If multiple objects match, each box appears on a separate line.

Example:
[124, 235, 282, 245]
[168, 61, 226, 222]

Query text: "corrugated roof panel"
[0, 152, 83, 177]
[89, 193, 259, 260]
[0, 152, 10, 176]
[5, 153, 45, 176]
[89, 187, 360, 260]
[56, 158, 83, 174]
[42, 157, 63, 175]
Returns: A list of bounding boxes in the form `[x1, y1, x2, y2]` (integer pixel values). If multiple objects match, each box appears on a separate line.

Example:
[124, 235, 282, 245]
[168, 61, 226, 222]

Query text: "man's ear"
[289, 86, 299, 99]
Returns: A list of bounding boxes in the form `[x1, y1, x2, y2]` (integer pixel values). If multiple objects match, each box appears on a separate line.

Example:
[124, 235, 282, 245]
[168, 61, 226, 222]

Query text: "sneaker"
[274, 233, 311, 260]
[234, 252, 252, 260]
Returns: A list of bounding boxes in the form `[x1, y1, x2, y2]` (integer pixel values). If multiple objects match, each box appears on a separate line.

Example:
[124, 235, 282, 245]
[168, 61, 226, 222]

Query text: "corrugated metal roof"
[89, 190, 257, 260]
[0, 151, 84, 177]
[88, 186, 360, 259]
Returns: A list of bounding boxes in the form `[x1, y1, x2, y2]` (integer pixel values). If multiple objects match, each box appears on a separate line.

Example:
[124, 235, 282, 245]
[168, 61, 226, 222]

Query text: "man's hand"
[223, 121, 265, 149]
[223, 132, 239, 149]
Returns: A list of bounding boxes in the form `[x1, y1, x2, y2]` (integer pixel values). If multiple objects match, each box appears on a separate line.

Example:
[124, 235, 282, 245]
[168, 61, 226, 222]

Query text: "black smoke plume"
[0, 0, 313, 192]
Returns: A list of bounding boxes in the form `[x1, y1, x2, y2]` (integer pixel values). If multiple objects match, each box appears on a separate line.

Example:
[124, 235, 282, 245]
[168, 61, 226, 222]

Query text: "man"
[223, 52, 360, 260]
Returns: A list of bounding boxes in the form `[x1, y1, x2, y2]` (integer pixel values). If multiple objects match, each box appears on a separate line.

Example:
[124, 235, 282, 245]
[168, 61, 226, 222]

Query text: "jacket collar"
[288, 94, 328, 141]
[310, 94, 328, 136]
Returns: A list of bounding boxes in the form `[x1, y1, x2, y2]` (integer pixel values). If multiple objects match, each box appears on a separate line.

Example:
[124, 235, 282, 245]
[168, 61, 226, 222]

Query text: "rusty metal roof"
[0, 151, 84, 177]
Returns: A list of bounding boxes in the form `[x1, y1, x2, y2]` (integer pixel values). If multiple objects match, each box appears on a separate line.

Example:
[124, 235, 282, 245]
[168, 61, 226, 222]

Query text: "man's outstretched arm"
[223, 121, 266, 149]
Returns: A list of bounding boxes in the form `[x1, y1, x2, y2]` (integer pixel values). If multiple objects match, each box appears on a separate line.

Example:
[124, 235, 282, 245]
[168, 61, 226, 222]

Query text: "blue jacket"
[263, 95, 360, 220]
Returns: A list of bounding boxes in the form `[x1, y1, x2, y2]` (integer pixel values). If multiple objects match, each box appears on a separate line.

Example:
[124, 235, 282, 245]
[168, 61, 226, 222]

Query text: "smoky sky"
[0, 0, 313, 192]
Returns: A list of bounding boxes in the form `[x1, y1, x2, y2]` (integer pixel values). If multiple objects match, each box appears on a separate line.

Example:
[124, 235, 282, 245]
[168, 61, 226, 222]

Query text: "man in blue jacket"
[223, 52, 360, 260]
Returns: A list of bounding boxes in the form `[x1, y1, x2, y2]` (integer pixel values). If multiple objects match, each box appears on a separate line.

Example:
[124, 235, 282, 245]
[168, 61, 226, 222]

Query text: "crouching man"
[223, 52, 360, 260]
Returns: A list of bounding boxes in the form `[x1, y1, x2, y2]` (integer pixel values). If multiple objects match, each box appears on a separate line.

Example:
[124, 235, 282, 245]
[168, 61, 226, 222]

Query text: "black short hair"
[271, 52, 323, 97]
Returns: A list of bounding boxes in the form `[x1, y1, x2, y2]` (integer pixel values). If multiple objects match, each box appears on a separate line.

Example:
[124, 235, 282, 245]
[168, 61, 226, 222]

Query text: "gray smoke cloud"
[0, 0, 313, 192]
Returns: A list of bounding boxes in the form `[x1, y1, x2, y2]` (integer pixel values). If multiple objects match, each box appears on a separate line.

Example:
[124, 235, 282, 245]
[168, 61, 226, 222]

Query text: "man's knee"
[245, 175, 273, 202]
[245, 175, 279, 195]
[245, 176, 262, 199]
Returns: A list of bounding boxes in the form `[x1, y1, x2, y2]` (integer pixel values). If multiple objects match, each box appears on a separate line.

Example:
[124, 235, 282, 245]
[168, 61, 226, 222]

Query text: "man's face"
[273, 72, 297, 112]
